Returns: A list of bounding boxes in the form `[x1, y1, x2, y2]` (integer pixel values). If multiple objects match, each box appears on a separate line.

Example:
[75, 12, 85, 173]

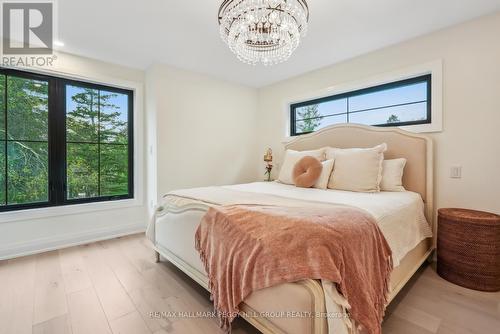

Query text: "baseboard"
[0, 223, 146, 260]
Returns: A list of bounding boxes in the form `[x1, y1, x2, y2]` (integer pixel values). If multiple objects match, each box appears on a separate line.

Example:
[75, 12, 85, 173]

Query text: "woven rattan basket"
[437, 208, 500, 292]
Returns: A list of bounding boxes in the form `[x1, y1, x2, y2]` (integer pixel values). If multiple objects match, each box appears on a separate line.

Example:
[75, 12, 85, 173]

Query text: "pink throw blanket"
[195, 205, 393, 334]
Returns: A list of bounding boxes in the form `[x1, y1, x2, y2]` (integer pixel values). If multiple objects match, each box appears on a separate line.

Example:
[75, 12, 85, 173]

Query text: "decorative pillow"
[278, 148, 325, 185]
[328, 143, 387, 192]
[380, 158, 407, 192]
[325, 147, 339, 161]
[292, 156, 323, 188]
[314, 159, 335, 189]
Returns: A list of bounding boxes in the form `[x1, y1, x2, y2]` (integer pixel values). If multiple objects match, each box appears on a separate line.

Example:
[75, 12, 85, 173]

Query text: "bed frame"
[153, 124, 435, 334]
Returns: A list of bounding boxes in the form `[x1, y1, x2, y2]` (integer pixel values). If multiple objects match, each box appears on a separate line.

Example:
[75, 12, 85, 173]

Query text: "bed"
[147, 124, 435, 334]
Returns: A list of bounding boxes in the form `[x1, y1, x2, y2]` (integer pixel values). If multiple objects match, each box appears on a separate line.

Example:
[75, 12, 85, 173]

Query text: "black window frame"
[290, 74, 432, 136]
[0, 67, 134, 212]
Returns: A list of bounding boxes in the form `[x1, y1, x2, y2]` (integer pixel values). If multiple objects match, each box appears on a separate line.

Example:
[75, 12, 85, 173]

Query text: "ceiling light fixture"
[218, 0, 309, 66]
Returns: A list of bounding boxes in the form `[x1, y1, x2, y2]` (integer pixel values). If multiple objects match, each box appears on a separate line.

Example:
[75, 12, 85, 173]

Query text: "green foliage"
[0, 76, 4, 204]
[297, 104, 321, 133]
[1, 76, 49, 205]
[7, 142, 48, 204]
[100, 144, 128, 196]
[386, 114, 401, 124]
[66, 86, 129, 199]
[0, 75, 129, 206]
[66, 87, 99, 142]
[66, 87, 128, 144]
[7, 77, 48, 140]
[67, 143, 99, 199]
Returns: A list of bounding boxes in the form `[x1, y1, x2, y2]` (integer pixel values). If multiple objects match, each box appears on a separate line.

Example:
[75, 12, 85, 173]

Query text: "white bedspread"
[223, 182, 432, 266]
[150, 182, 432, 265]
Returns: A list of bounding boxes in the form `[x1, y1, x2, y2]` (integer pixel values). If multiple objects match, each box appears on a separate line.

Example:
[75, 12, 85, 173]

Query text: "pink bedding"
[195, 204, 393, 334]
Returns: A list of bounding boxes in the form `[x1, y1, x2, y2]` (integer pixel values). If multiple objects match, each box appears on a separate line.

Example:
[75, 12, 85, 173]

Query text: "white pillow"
[380, 158, 407, 192]
[278, 149, 325, 185]
[314, 159, 335, 190]
[325, 147, 338, 161]
[327, 144, 387, 192]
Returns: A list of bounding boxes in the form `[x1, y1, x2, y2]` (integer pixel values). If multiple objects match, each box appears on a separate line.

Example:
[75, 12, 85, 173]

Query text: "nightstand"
[437, 208, 500, 292]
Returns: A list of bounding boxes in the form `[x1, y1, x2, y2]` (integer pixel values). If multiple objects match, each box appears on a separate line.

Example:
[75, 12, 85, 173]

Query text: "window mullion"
[97, 90, 101, 197]
[346, 97, 350, 123]
[4, 75, 8, 206]
[48, 79, 66, 206]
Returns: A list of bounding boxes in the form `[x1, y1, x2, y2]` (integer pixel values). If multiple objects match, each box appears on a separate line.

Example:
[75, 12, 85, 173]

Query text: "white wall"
[146, 64, 259, 208]
[257, 12, 500, 215]
[0, 52, 148, 259]
[3, 11, 499, 259]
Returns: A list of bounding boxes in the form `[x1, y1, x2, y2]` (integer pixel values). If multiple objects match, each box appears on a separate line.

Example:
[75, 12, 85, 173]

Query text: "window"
[290, 75, 431, 136]
[0, 68, 133, 212]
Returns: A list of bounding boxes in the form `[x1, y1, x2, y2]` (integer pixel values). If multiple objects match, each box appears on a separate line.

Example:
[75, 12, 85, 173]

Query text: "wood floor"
[0, 234, 498, 334]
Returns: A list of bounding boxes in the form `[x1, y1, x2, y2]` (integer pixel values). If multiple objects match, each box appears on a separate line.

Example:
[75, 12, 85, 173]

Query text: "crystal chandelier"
[218, 0, 310, 66]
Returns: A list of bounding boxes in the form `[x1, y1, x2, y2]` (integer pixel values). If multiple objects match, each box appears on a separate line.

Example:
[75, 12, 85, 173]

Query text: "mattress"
[151, 182, 433, 334]
[155, 182, 432, 266]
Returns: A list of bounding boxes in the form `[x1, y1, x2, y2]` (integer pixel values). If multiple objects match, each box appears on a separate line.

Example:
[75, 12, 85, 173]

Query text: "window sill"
[0, 198, 142, 224]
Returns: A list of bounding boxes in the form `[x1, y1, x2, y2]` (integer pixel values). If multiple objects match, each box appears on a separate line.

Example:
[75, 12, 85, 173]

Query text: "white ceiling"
[57, 0, 500, 87]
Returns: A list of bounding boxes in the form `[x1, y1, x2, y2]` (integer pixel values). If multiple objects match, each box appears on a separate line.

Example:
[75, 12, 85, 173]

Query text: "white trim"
[0, 198, 141, 223]
[0, 222, 145, 260]
[0, 62, 145, 223]
[284, 59, 443, 139]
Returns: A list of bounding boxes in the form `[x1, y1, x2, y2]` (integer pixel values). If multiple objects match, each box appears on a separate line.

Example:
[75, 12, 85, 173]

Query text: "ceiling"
[56, 0, 500, 87]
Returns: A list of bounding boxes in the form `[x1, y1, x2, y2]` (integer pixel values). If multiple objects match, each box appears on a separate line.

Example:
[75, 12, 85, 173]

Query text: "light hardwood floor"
[0, 233, 498, 334]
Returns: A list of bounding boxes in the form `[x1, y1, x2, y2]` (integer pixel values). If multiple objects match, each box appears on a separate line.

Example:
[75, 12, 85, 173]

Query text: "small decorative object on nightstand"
[263, 148, 273, 182]
[437, 208, 500, 292]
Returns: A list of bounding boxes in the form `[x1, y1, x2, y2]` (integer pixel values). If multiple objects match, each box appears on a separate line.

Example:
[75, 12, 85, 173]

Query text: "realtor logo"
[2, 1, 53, 54]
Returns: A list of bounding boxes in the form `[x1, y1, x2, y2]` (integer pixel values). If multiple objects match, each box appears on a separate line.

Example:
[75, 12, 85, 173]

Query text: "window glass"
[66, 85, 99, 143]
[2, 75, 49, 205]
[349, 102, 428, 126]
[100, 91, 128, 144]
[291, 75, 431, 136]
[349, 82, 428, 112]
[100, 144, 129, 196]
[66, 84, 130, 201]
[0, 144, 4, 205]
[0, 75, 4, 205]
[7, 76, 49, 141]
[7, 141, 48, 204]
[66, 143, 99, 199]
[295, 114, 347, 133]
[0, 75, 5, 140]
[295, 98, 347, 120]
[0, 69, 133, 212]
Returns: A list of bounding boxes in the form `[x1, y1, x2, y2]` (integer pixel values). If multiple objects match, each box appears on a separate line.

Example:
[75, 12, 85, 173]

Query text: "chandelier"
[218, 0, 310, 66]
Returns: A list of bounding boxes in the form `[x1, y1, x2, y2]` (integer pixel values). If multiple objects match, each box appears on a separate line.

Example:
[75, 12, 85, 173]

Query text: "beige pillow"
[325, 147, 339, 161]
[380, 158, 407, 192]
[278, 149, 325, 185]
[314, 159, 335, 189]
[328, 144, 387, 192]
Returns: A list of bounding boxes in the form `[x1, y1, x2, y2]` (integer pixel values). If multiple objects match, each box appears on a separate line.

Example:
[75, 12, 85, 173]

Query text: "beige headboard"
[285, 124, 434, 224]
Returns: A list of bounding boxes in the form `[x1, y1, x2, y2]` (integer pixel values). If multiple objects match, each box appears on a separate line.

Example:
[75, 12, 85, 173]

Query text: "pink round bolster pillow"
[292, 156, 323, 188]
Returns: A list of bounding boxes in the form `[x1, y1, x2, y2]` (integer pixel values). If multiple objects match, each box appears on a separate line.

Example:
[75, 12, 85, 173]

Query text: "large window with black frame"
[0, 68, 133, 212]
[290, 74, 431, 136]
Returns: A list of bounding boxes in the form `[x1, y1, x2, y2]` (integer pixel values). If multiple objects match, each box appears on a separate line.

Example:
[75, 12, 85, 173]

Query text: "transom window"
[290, 75, 431, 136]
[0, 68, 133, 212]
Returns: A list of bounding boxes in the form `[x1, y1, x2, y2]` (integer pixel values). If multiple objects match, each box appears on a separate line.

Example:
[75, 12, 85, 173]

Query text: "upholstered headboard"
[285, 124, 434, 224]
